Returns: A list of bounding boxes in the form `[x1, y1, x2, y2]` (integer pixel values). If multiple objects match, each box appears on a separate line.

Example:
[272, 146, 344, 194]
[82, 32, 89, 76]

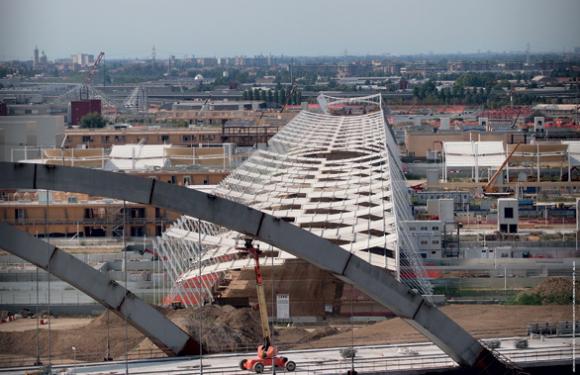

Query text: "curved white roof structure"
[443, 141, 505, 168]
[442, 141, 506, 183]
[155, 94, 431, 306]
[105, 144, 172, 171]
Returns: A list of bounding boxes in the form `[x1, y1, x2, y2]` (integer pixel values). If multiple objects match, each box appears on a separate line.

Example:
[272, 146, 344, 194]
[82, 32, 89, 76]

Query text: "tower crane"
[80, 51, 105, 100]
[239, 239, 296, 374]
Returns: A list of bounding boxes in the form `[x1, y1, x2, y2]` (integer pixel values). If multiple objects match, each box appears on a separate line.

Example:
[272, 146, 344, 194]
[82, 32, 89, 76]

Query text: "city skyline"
[1, 0, 579, 61]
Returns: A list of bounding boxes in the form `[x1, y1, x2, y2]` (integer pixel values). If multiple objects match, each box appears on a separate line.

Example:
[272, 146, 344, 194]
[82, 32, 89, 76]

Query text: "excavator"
[239, 239, 296, 373]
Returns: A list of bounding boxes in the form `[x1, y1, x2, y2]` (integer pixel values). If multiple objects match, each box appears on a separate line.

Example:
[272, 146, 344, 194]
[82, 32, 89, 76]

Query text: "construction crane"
[483, 143, 521, 196]
[510, 107, 523, 129]
[280, 81, 298, 114]
[239, 239, 296, 374]
[80, 51, 105, 100]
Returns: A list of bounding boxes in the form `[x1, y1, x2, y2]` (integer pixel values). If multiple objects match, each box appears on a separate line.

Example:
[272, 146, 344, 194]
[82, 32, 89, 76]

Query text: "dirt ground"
[0, 312, 144, 366]
[0, 317, 92, 332]
[0, 304, 573, 367]
[295, 304, 573, 349]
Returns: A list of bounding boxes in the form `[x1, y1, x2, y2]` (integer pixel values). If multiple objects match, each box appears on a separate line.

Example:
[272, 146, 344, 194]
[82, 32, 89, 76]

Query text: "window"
[84, 208, 94, 219]
[130, 226, 145, 237]
[171, 175, 177, 184]
[420, 240, 428, 245]
[15, 208, 26, 220]
[409, 226, 416, 231]
[432, 226, 439, 231]
[130, 208, 145, 218]
[161, 135, 169, 143]
[432, 240, 440, 244]
[504, 207, 514, 219]
[182, 135, 192, 142]
[82, 136, 91, 143]
[420, 226, 428, 231]
[183, 176, 191, 185]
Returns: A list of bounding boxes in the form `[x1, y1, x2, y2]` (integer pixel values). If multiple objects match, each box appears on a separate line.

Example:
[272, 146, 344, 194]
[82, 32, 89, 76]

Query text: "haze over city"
[1, 0, 580, 60]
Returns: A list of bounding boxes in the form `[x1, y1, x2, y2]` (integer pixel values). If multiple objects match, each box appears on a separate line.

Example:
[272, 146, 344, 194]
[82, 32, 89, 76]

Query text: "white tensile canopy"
[105, 144, 171, 171]
[562, 141, 580, 167]
[443, 141, 505, 182]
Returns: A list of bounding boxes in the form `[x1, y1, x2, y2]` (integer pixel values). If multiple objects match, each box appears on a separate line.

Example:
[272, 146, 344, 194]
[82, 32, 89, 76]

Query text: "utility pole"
[573, 260, 576, 373]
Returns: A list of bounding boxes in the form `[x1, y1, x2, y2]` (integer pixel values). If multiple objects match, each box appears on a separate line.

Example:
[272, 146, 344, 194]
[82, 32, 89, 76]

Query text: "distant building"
[63, 126, 277, 149]
[196, 57, 218, 67]
[33, 46, 39, 69]
[497, 198, 518, 234]
[0, 115, 65, 161]
[532, 104, 580, 118]
[404, 129, 528, 159]
[71, 53, 95, 66]
[68, 99, 102, 125]
[6, 103, 66, 116]
[405, 220, 443, 259]
[40, 50, 48, 65]
[172, 100, 265, 111]
[0, 191, 180, 238]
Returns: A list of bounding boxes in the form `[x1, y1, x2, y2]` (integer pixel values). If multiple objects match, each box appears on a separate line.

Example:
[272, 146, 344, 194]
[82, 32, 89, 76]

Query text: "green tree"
[79, 112, 106, 128]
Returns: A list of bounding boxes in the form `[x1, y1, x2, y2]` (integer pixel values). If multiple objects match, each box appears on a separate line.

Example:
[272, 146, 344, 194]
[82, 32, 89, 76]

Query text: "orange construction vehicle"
[239, 239, 296, 373]
[483, 143, 520, 197]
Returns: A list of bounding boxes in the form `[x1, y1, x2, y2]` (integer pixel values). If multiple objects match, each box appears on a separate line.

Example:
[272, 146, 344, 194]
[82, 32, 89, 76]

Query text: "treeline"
[412, 72, 542, 106]
[242, 87, 302, 105]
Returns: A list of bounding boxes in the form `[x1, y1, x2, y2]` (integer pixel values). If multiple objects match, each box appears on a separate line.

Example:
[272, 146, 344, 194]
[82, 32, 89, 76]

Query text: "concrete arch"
[0, 223, 200, 356]
[0, 162, 505, 371]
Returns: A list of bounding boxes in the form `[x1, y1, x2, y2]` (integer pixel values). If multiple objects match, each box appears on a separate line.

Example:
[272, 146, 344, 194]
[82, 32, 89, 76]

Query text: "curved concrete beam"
[0, 222, 200, 356]
[0, 162, 505, 370]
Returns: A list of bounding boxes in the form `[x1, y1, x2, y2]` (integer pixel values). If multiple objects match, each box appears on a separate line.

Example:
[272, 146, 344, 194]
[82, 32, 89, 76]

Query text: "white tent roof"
[108, 144, 171, 159]
[443, 141, 505, 168]
[562, 141, 580, 166]
[105, 144, 171, 171]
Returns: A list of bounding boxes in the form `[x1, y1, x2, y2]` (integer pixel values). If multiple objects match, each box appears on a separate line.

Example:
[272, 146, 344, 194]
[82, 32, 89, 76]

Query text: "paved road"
[0, 337, 574, 374]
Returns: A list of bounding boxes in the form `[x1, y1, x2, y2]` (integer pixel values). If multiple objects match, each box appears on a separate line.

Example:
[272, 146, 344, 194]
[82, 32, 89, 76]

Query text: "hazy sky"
[1, 0, 579, 60]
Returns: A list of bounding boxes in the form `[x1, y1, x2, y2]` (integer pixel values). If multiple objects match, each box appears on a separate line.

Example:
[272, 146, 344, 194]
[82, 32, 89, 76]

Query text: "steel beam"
[0, 222, 200, 356]
[0, 162, 505, 370]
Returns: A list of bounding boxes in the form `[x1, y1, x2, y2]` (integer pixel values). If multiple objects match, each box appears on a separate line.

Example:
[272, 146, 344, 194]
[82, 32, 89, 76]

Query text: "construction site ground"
[0, 304, 572, 368]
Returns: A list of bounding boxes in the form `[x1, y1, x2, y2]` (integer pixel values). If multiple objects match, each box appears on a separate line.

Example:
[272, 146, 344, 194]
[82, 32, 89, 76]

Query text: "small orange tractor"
[238, 239, 296, 373]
